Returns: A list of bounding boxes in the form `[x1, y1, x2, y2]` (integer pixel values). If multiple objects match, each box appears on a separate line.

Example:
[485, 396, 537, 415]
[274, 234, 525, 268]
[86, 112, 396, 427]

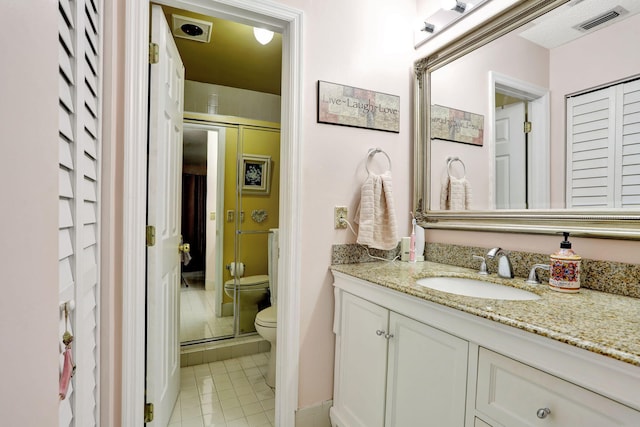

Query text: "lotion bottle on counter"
[409, 218, 416, 262]
[414, 224, 425, 262]
[549, 232, 581, 293]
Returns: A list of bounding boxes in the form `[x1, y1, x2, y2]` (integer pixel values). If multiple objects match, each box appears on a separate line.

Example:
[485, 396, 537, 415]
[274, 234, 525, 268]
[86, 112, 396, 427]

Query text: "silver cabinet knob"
[384, 333, 394, 339]
[536, 408, 551, 419]
[376, 330, 385, 336]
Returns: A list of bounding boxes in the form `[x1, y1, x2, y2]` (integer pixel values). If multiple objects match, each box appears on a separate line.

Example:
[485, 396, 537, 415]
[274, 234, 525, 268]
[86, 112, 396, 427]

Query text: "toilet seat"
[255, 305, 277, 328]
[224, 274, 269, 290]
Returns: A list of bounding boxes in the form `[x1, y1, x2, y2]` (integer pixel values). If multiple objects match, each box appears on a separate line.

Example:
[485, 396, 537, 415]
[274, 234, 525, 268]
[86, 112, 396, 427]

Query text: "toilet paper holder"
[226, 261, 245, 278]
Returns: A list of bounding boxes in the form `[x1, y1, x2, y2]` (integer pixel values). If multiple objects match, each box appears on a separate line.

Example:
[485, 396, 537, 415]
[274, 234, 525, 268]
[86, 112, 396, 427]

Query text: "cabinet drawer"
[476, 348, 640, 426]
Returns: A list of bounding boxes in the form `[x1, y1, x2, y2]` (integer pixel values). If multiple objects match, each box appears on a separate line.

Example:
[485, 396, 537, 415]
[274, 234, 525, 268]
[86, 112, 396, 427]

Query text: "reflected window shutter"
[618, 80, 640, 208]
[566, 87, 616, 208]
[58, 0, 102, 425]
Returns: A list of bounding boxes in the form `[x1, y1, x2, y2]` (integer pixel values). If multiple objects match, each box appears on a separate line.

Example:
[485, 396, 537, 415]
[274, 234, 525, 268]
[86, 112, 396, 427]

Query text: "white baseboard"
[295, 400, 333, 427]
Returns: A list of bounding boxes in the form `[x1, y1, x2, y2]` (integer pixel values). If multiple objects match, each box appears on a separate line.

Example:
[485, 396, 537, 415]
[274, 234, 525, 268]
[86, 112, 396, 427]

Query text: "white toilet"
[223, 274, 270, 334]
[255, 229, 279, 388]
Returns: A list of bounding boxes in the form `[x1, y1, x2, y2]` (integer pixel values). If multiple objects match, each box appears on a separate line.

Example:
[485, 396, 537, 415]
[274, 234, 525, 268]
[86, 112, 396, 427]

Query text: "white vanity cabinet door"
[476, 348, 640, 426]
[385, 312, 468, 427]
[333, 292, 389, 427]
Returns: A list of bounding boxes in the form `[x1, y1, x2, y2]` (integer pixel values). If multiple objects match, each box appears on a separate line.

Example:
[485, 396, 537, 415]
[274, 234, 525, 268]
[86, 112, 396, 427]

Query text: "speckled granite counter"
[330, 261, 640, 367]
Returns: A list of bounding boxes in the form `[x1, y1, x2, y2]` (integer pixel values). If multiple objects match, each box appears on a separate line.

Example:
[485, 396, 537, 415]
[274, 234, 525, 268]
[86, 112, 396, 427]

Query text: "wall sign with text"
[431, 104, 484, 146]
[317, 81, 400, 133]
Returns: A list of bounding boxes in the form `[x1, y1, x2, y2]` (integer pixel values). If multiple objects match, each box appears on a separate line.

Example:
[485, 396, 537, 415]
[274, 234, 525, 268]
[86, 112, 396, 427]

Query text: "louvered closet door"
[567, 79, 640, 209]
[617, 79, 640, 208]
[566, 86, 616, 208]
[58, 0, 102, 425]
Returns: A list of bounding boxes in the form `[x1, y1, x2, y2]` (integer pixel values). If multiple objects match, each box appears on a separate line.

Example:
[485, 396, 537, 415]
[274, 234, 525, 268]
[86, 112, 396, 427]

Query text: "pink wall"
[100, 0, 125, 423]
[275, 0, 418, 407]
[0, 0, 60, 424]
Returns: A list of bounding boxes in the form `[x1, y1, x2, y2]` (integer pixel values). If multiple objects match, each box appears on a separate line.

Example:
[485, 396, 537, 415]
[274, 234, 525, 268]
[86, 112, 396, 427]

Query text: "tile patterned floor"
[169, 353, 275, 427]
[181, 271, 234, 342]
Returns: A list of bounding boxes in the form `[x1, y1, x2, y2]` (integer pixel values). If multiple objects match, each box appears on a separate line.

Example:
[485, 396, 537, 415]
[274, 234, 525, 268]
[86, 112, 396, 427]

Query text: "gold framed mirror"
[414, 0, 640, 239]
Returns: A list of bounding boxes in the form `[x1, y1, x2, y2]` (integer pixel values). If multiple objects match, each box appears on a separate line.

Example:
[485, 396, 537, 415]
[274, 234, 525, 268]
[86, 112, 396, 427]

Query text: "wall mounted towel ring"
[366, 147, 392, 176]
[447, 156, 466, 179]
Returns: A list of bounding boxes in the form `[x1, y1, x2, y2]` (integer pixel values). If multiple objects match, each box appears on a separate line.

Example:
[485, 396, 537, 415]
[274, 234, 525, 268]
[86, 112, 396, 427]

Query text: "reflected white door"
[495, 102, 526, 209]
[147, 5, 185, 426]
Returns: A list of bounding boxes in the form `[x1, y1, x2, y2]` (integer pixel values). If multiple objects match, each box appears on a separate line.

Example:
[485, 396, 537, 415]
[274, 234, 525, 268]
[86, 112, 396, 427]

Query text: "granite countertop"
[330, 261, 640, 367]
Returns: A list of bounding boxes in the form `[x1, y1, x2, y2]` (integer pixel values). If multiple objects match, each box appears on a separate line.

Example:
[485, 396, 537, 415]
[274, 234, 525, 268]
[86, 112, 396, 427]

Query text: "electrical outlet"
[334, 206, 348, 229]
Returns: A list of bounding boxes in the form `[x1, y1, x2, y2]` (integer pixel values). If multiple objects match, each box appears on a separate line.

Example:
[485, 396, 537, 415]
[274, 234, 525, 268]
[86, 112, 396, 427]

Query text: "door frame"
[121, 1, 303, 425]
[489, 71, 550, 209]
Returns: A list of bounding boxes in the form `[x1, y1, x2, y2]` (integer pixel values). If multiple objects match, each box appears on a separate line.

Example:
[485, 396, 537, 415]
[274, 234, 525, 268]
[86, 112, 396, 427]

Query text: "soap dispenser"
[549, 232, 581, 293]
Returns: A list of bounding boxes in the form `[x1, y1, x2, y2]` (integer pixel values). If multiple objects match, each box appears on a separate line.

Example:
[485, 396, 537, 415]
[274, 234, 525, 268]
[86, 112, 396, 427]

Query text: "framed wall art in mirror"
[242, 154, 271, 195]
[414, 0, 640, 239]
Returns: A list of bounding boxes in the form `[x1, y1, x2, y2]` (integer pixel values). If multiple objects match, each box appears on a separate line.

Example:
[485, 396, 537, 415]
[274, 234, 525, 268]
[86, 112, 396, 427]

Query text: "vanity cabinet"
[331, 271, 640, 427]
[476, 348, 640, 426]
[331, 291, 468, 427]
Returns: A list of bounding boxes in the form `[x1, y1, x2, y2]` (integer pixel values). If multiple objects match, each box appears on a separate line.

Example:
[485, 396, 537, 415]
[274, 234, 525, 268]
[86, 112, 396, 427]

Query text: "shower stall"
[180, 114, 280, 345]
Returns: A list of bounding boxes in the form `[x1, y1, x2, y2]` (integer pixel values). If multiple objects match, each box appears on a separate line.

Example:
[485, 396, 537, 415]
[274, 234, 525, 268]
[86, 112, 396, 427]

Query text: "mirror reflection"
[428, 0, 640, 211]
[180, 120, 280, 345]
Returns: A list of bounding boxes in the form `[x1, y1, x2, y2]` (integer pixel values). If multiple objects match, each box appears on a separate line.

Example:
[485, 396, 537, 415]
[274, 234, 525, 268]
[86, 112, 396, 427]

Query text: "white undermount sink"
[416, 277, 540, 301]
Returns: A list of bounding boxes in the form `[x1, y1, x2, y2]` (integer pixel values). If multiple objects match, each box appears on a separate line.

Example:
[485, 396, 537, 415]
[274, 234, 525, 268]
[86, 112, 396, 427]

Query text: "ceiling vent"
[574, 6, 628, 32]
[171, 14, 212, 43]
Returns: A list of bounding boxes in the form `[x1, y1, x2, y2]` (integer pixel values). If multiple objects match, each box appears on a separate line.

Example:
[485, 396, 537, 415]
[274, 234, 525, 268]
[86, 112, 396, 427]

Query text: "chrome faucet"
[486, 247, 514, 279]
[472, 255, 489, 275]
[526, 263, 551, 284]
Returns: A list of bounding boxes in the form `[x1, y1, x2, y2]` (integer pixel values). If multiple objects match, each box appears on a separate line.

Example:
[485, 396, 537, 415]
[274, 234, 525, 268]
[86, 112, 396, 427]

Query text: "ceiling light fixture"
[253, 28, 274, 45]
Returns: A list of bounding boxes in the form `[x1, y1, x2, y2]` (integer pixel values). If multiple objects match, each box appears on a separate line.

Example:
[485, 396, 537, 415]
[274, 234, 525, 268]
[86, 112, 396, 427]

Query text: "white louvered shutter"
[567, 79, 640, 209]
[617, 79, 640, 208]
[566, 86, 616, 208]
[58, 0, 102, 425]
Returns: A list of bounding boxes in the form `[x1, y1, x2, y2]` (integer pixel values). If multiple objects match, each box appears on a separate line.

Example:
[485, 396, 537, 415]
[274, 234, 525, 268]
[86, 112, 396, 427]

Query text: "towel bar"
[366, 147, 392, 175]
[446, 156, 466, 179]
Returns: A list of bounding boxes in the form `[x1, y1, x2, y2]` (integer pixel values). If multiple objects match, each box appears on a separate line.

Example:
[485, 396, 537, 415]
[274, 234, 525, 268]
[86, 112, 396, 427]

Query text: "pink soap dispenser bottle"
[549, 232, 582, 293]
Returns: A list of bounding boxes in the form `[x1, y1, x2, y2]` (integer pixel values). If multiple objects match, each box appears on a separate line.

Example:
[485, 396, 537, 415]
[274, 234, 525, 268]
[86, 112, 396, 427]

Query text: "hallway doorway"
[122, 1, 303, 426]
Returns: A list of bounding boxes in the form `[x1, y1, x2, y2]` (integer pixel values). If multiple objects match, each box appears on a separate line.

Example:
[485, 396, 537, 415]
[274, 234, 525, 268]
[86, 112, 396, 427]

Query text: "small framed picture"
[242, 154, 271, 195]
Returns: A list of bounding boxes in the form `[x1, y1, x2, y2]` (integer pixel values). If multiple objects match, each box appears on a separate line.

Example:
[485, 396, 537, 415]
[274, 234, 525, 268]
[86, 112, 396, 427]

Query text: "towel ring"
[447, 156, 466, 179]
[366, 148, 392, 175]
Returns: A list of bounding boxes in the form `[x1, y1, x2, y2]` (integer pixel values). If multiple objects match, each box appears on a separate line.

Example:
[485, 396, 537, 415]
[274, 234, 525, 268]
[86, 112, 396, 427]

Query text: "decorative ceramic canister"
[549, 232, 581, 293]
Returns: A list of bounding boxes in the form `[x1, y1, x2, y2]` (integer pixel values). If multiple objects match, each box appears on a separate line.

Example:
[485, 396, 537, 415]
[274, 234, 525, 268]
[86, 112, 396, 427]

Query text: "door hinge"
[524, 121, 532, 133]
[146, 225, 156, 247]
[144, 402, 154, 423]
[149, 43, 159, 64]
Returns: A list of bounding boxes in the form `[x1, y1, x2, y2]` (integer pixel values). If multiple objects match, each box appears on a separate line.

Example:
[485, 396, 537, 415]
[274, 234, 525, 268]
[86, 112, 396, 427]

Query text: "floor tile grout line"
[170, 352, 274, 426]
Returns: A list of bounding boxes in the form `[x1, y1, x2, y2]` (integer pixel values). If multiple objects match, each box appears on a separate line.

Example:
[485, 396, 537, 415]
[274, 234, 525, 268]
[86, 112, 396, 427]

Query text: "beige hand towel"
[440, 176, 472, 210]
[355, 171, 399, 250]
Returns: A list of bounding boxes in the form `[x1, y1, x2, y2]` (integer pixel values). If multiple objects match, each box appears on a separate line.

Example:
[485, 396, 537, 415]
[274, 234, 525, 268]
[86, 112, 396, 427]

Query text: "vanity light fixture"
[422, 22, 436, 33]
[253, 27, 274, 45]
[442, 0, 469, 13]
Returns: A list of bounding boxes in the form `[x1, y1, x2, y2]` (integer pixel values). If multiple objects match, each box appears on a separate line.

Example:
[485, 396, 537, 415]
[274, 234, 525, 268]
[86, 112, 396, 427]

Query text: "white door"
[495, 102, 527, 209]
[147, 5, 185, 426]
[385, 312, 468, 427]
